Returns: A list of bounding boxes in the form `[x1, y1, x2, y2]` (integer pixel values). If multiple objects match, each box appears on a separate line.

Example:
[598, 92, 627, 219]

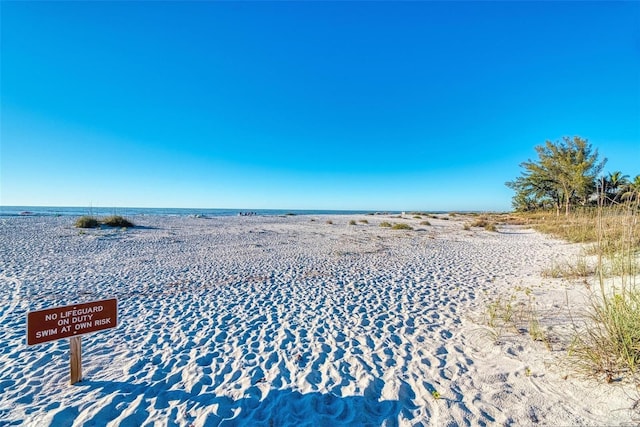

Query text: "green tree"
[621, 175, 640, 204]
[506, 137, 606, 215]
[603, 171, 630, 205]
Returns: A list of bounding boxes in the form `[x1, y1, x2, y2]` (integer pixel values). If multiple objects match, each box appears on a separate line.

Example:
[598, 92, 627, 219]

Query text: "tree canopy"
[506, 137, 607, 215]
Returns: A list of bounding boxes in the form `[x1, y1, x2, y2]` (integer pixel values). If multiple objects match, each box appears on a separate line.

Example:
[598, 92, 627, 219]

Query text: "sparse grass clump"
[379, 221, 392, 228]
[469, 218, 489, 227]
[420, 221, 431, 226]
[348, 220, 356, 225]
[484, 223, 498, 232]
[485, 288, 548, 346]
[467, 217, 498, 232]
[75, 216, 100, 229]
[391, 223, 413, 230]
[103, 215, 134, 228]
[359, 219, 369, 224]
[542, 257, 594, 280]
[413, 215, 422, 219]
[570, 291, 640, 380]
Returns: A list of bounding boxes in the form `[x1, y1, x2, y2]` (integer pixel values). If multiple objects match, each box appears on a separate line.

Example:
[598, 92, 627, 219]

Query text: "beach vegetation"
[103, 215, 134, 228]
[516, 186, 639, 381]
[566, 199, 640, 381]
[542, 257, 593, 280]
[485, 288, 549, 347]
[413, 215, 422, 219]
[75, 215, 135, 229]
[75, 216, 100, 228]
[484, 223, 498, 232]
[326, 220, 333, 225]
[496, 183, 639, 381]
[379, 222, 392, 228]
[569, 290, 640, 381]
[466, 217, 498, 231]
[506, 136, 607, 216]
[391, 223, 413, 230]
[349, 220, 356, 225]
[359, 219, 369, 224]
[420, 221, 431, 226]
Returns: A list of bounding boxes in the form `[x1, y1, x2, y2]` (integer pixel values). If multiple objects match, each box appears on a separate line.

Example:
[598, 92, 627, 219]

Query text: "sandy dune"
[0, 214, 636, 426]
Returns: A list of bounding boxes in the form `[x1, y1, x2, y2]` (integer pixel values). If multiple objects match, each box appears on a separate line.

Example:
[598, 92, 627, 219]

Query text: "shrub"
[468, 218, 497, 231]
[348, 220, 356, 225]
[75, 216, 100, 229]
[379, 221, 392, 228]
[484, 223, 498, 232]
[420, 221, 431, 226]
[103, 215, 134, 228]
[470, 218, 489, 228]
[392, 223, 413, 230]
[359, 219, 369, 224]
[413, 215, 422, 219]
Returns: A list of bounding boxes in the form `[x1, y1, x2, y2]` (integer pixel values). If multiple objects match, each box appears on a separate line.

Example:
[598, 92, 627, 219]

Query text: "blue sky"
[2, 1, 638, 211]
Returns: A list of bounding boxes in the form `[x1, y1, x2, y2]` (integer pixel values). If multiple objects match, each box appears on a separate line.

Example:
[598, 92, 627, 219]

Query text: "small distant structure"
[238, 211, 257, 216]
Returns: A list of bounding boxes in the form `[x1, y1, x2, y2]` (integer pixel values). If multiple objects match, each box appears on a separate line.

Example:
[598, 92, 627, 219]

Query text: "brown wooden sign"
[27, 298, 118, 346]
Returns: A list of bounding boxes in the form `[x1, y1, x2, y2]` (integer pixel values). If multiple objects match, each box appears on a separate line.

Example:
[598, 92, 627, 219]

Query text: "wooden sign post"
[27, 298, 118, 384]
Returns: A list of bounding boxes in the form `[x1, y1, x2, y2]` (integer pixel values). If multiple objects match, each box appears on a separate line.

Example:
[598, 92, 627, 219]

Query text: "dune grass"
[541, 256, 594, 280]
[103, 215, 134, 228]
[75, 215, 135, 229]
[483, 202, 639, 381]
[391, 223, 413, 230]
[75, 216, 100, 229]
[466, 217, 498, 232]
[565, 203, 640, 381]
[511, 202, 639, 381]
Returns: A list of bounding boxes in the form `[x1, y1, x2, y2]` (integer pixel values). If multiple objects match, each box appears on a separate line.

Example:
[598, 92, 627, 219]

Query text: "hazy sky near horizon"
[2, 1, 639, 211]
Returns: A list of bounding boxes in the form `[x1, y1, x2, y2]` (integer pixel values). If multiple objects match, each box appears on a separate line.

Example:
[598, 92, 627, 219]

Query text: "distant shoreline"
[0, 206, 457, 218]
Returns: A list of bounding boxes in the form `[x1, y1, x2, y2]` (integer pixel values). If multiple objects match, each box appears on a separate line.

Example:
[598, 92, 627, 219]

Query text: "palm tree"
[621, 175, 640, 204]
[605, 171, 630, 205]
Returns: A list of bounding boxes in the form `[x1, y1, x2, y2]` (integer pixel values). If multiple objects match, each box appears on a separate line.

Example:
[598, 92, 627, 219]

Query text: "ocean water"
[0, 206, 398, 218]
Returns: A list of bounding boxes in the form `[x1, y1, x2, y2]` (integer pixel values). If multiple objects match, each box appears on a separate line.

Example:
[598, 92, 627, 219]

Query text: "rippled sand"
[0, 214, 636, 425]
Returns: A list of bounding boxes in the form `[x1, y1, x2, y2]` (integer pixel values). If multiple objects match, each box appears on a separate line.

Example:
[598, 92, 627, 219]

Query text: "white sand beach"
[0, 214, 637, 426]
